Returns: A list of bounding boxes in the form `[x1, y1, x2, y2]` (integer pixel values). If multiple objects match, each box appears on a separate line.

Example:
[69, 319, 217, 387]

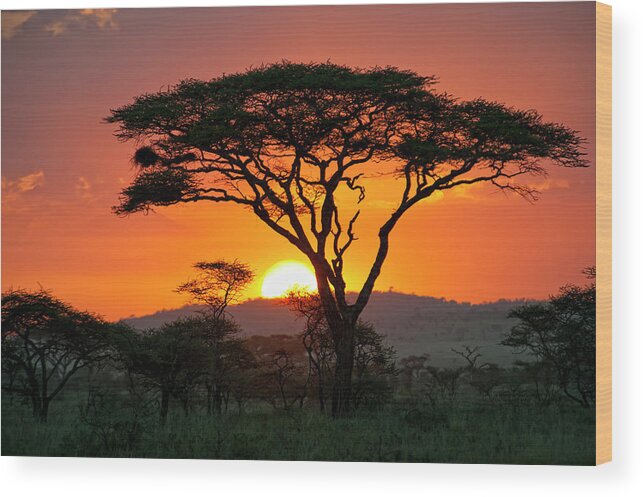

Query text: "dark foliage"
[176, 259, 254, 321]
[1, 289, 115, 421]
[502, 269, 596, 407]
[108, 61, 587, 416]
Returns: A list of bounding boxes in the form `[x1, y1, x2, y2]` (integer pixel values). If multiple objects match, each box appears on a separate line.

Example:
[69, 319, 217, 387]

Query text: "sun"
[261, 260, 318, 298]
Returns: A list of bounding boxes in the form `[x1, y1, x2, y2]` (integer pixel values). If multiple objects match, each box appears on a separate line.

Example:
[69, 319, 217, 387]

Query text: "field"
[2, 392, 595, 465]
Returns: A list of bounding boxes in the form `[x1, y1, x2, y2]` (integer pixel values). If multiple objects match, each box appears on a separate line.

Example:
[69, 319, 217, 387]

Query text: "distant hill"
[123, 292, 533, 366]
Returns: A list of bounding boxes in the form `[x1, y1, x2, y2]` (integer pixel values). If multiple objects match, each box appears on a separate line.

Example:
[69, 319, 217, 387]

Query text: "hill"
[123, 292, 531, 366]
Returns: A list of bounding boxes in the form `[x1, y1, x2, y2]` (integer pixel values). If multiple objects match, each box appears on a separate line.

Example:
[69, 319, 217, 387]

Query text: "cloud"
[2, 170, 45, 206]
[528, 178, 570, 192]
[75, 176, 95, 201]
[1, 10, 36, 39]
[43, 9, 118, 36]
[16, 171, 45, 192]
[80, 9, 117, 30]
[43, 20, 67, 37]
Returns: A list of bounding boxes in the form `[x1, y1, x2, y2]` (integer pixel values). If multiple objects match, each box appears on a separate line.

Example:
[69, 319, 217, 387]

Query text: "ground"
[2, 392, 595, 464]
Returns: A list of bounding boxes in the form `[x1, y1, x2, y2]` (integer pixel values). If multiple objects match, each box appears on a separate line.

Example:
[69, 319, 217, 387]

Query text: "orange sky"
[2, 3, 596, 320]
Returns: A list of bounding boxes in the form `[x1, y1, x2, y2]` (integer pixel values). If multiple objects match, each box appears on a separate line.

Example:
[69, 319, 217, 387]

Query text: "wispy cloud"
[2, 170, 45, 206]
[528, 178, 570, 192]
[1, 10, 36, 39]
[80, 9, 117, 30]
[75, 176, 95, 201]
[2, 9, 119, 39]
[44, 9, 118, 36]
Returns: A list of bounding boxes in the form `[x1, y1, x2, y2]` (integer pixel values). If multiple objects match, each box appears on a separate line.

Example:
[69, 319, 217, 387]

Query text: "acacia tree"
[177, 260, 253, 321]
[108, 62, 586, 416]
[284, 289, 395, 411]
[176, 260, 254, 414]
[1, 289, 113, 421]
[283, 290, 333, 411]
[502, 268, 596, 407]
[114, 317, 210, 423]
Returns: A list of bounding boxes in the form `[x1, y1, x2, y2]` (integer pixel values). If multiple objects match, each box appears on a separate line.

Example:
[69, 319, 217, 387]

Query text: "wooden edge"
[595, 1, 612, 466]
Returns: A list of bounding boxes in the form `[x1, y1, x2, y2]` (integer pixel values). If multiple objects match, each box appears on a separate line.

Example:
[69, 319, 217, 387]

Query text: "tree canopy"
[108, 61, 587, 416]
[108, 61, 585, 315]
[176, 259, 254, 321]
[1, 289, 114, 420]
[502, 268, 596, 407]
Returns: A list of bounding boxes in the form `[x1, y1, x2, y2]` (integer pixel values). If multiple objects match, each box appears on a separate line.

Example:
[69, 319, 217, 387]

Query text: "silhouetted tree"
[468, 364, 502, 400]
[502, 268, 596, 407]
[177, 260, 255, 414]
[283, 289, 395, 410]
[451, 345, 500, 399]
[267, 348, 308, 410]
[108, 62, 587, 416]
[424, 366, 464, 407]
[244, 334, 308, 406]
[200, 319, 254, 415]
[452, 345, 486, 372]
[114, 317, 210, 423]
[227, 349, 260, 413]
[177, 259, 253, 321]
[514, 359, 560, 405]
[351, 323, 396, 408]
[284, 290, 333, 411]
[399, 354, 431, 394]
[1, 289, 113, 421]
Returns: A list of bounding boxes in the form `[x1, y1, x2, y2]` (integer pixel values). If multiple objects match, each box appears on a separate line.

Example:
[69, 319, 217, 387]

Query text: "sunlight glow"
[261, 260, 318, 298]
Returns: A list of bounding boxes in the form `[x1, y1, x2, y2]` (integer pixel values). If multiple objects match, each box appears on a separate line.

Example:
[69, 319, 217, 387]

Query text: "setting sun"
[261, 260, 318, 298]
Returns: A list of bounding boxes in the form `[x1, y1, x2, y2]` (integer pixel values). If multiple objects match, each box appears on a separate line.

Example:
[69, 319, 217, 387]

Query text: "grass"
[2, 394, 595, 464]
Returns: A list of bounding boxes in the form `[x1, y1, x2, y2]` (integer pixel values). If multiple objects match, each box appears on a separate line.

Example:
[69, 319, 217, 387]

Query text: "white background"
[1, 0, 641, 495]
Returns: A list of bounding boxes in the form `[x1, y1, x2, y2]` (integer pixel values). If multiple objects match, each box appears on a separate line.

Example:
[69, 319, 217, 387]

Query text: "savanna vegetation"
[2, 62, 594, 464]
[2, 265, 596, 464]
[106, 62, 587, 417]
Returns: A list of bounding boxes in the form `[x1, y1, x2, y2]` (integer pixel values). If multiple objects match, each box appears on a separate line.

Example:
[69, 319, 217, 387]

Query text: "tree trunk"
[310, 259, 362, 417]
[206, 384, 213, 415]
[33, 397, 49, 422]
[331, 324, 356, 417]
[160, 389, 170, 424]
[31, 394, 41, 420]
[41, 399, 49, 422]
[317, 375, 325, 413]
[213, 389, 223, 415]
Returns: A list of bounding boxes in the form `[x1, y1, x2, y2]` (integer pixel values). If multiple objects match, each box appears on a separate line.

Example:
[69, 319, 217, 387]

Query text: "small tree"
[451, 345, 487, 372]
[351, 323, 396, 409]
[176, 260, 254, 414]
[424, 366, 464, 407]
[283, 289, 395, 410]
[109, 62, 587, 415]
[177, 259, 253, 321]
[268, 348, 308, 410]
[399, 354, 431, 395]
[514, 359, 560, 405]
[283, 290, 334, 411]
[502, 268, 596, 407]
[200, 319, 253, 415]
[114, 317, 209, 423]
[227, 347, 260, 413]
[1, 289, 113, 421]
[244, 334, 308, 407]
[451, 345, 501, 400]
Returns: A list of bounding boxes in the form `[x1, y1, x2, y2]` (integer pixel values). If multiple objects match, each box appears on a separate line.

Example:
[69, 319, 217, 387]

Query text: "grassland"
[2, 393, 595, 465]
